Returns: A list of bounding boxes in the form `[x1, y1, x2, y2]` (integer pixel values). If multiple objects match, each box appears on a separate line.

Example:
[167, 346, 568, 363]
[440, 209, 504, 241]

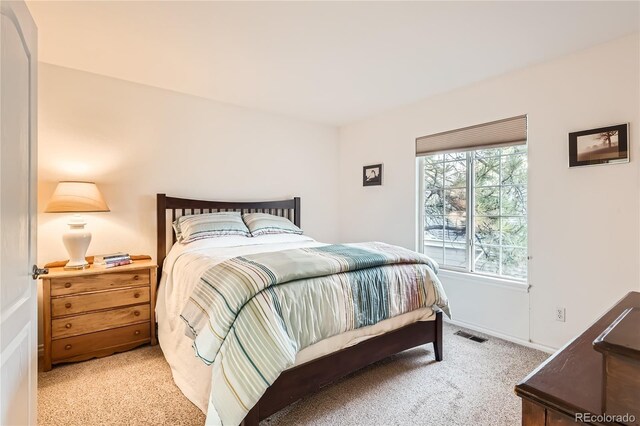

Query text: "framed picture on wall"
[569, 123, 629, 167]
[363, 164, 383, 186]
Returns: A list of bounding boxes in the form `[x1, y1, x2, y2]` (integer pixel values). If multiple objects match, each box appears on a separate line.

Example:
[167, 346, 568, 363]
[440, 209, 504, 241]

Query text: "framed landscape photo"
[363, 164, 382, 186]
[569, 123, 629, 167]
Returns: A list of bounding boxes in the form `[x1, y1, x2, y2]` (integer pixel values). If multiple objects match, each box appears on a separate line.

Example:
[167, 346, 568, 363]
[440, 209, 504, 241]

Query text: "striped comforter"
[180, 242, 449, 425]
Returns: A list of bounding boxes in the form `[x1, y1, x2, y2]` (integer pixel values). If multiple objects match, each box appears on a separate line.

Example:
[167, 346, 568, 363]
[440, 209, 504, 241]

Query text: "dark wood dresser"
[593, 307, 640, 424]
[516, 291, 640, 425]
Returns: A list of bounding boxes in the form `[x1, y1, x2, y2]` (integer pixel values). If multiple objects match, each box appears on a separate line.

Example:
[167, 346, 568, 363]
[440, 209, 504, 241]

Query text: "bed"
[156, 194, 448, 426]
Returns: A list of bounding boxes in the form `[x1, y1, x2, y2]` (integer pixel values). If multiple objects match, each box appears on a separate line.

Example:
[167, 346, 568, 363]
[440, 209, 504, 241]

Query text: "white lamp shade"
[45, 181, 110, 213]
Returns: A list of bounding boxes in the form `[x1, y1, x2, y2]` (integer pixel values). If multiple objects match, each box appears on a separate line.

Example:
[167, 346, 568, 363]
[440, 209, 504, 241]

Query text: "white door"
[0, 0, 38, 425]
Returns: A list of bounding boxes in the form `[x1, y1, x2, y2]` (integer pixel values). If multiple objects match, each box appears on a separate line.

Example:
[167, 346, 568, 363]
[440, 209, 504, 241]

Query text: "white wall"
[37, 63, 340, 343]
[38, 34, 640, 351]
[337, 34, 640, 350]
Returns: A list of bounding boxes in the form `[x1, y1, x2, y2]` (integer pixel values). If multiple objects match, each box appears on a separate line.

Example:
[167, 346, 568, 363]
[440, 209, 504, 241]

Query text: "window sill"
[437, 268, 530, 292]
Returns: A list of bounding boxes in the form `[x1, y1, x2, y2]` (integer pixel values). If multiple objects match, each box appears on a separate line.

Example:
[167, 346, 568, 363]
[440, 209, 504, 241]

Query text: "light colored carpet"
[38, 323, 548, 426]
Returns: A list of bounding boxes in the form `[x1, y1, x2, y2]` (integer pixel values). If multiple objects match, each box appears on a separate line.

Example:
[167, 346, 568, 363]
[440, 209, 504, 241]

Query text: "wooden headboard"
[156, 194, 301, 280]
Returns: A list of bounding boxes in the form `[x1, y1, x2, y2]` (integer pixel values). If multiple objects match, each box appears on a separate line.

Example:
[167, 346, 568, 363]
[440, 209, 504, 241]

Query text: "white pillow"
[242, 213, 303, 237]
[173, 212, 250, 244]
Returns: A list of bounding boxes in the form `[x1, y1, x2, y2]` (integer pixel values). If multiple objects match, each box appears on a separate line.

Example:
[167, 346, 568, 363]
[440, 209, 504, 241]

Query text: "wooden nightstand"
[40, 259, 157, 371]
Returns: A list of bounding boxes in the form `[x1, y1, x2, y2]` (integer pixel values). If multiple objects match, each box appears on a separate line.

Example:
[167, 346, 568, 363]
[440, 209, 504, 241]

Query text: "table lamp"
[45, 181, 110, 270]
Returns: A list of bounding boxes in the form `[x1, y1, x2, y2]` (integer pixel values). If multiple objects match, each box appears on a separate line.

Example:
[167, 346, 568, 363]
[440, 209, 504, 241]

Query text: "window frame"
[417, 147, 528, 282]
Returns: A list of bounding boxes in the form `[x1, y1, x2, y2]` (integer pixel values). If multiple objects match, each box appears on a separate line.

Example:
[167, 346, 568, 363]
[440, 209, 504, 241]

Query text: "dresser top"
[42, 259, 157, 279]
[594, 307, 640, 359]
[515, 291, 640, 417]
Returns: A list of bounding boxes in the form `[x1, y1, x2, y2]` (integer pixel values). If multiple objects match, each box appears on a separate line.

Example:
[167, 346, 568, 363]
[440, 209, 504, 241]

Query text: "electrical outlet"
[555, 307, 566, 322]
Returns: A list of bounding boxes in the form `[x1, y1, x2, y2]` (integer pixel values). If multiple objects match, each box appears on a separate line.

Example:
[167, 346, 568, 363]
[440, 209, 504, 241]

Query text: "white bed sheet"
[156, 235, 435, 413]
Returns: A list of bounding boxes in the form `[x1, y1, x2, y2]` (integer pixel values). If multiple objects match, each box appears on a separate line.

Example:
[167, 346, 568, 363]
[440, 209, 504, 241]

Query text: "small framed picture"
[363, 164, 383, 186]
[569, 123, 629, 167]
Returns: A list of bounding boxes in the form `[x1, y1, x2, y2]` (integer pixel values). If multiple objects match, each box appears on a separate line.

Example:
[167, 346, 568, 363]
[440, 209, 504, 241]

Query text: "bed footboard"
[241, 311, 443, 425]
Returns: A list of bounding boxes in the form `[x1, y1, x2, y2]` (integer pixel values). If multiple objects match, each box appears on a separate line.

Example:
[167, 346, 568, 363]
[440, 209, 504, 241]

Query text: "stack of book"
[94, 252, 132, 268]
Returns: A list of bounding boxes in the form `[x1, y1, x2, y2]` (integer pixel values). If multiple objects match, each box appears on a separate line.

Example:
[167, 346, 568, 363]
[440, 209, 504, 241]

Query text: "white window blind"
[416, 115, 527, 157]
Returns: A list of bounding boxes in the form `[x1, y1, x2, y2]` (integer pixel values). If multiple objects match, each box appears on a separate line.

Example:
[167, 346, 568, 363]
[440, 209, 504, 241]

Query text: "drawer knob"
[65, 344, 72, 350]
[134, 330, 140, 336]
[133, 275, 139, 280]
[65, 303, 72, 309]
[65, 323, 72, 329]
[64, 282, 72, 288]
[134, 293, 140, 298]
[134, 311, 140, 316]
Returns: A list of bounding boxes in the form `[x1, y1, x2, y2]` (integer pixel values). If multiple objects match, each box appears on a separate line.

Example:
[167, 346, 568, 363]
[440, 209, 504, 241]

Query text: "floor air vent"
[454, 330, 488, 343]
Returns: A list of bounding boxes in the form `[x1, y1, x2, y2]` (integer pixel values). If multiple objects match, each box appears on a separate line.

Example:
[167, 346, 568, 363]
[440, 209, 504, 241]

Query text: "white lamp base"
[63, 215, 91, 270]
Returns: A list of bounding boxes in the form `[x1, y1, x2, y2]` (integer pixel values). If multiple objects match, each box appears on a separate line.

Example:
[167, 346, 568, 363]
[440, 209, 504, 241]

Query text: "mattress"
[156, 234, 436, 413]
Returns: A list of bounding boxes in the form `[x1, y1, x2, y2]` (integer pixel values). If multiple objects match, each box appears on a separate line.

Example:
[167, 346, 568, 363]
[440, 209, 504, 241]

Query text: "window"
[418, 145, 528, 281]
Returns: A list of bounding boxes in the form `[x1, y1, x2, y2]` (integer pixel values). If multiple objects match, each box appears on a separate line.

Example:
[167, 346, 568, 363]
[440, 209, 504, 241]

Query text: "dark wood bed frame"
[156, 194, 443, 426]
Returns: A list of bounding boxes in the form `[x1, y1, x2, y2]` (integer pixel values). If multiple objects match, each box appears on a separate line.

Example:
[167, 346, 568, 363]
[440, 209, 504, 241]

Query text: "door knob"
[32, 265, 49, 279]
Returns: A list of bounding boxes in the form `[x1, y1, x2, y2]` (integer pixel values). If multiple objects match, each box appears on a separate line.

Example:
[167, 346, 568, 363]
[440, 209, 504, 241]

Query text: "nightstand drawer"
[51, 324, 150, 362]
[50, 270, 150, 296]
[52, 304, 150, 339]
[51, 287, 151, 317]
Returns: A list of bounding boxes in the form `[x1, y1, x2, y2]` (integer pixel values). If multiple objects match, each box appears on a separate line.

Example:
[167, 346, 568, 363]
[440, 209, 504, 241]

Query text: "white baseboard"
[445, 318, 557, 354]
